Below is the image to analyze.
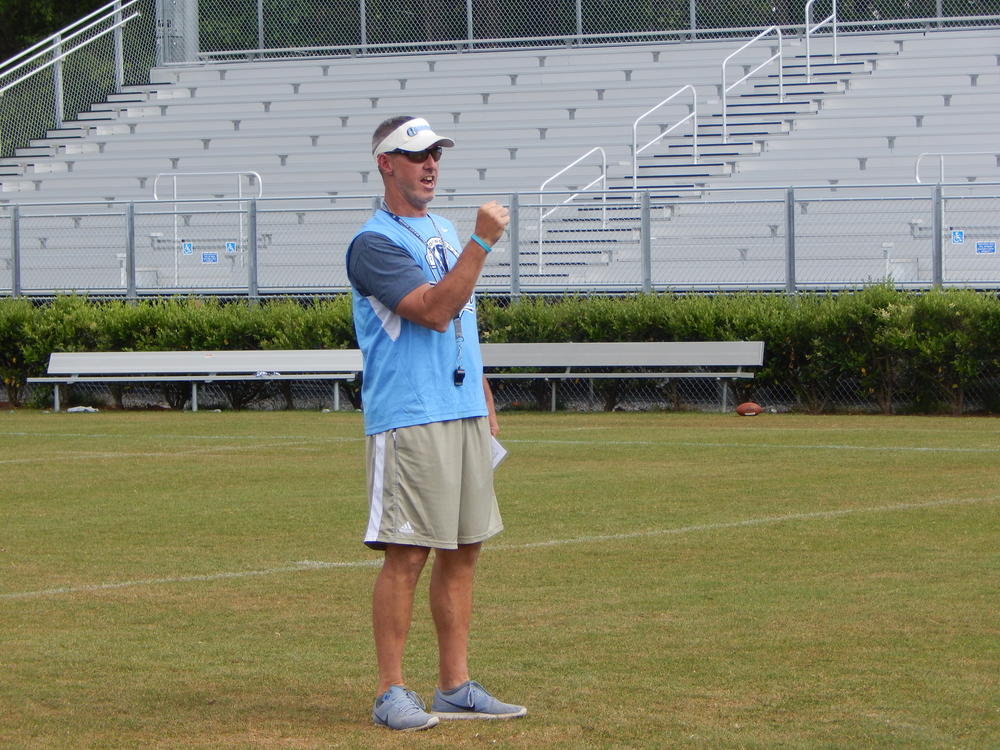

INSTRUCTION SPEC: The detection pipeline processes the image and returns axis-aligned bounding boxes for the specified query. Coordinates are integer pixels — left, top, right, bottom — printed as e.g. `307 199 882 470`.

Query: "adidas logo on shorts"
398 521 415 535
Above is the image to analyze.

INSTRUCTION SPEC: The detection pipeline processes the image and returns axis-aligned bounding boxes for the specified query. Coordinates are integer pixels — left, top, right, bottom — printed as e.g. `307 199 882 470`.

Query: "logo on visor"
406 124 431 137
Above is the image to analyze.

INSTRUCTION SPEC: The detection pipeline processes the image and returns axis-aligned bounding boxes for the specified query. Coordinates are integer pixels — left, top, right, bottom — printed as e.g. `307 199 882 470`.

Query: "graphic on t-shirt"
425 236 459 281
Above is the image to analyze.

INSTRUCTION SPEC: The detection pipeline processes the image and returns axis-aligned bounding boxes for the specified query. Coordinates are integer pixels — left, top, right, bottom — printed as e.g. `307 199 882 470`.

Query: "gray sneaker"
430 680 528 720
372 686 440 731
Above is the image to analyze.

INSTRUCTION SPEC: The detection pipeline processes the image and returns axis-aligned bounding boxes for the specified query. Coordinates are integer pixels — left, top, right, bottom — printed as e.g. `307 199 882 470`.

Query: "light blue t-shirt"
347 209 487 435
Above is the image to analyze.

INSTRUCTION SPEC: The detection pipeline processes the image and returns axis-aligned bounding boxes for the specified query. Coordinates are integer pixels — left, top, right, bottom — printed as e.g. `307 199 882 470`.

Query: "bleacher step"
781 60 873 73
75 112 116 122
633 162 733 178
725 99 819 114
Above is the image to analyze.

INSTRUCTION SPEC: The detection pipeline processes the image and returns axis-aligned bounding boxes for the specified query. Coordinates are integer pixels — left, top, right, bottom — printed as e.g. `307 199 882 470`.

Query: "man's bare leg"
373 544 431 695
429 542 481 690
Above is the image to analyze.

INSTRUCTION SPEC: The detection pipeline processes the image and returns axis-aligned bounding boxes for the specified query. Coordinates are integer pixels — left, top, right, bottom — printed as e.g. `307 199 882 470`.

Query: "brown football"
736 401 762 416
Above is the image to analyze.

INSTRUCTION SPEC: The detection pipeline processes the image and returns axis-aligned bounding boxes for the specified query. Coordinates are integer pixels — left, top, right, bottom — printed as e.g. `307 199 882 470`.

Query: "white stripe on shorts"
365 431 387 544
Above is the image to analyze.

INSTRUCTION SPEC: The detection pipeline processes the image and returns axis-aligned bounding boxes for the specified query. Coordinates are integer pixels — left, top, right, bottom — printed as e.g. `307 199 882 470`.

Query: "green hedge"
2 287 999 413
478 287 1000 414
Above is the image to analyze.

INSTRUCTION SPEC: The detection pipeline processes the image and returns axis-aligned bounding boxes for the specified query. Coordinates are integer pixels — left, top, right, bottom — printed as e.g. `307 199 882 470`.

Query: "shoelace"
380 688 427 718
399 689 428 714
459 681 486 709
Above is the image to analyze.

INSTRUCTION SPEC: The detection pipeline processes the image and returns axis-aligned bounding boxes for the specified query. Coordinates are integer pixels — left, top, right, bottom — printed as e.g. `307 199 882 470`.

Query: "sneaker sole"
373 715 440 731
431 708 527 720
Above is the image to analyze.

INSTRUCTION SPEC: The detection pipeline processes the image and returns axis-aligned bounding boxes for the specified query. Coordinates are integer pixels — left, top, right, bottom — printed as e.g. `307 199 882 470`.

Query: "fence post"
466 0 474 46
11 205 21 298
53 35 64 130
641 190 652 293
113 1 125 91
689 0 697 38
509 193 520 300
125 202 136 299
576 0 583 42
257 0 265 50
360 0 367 52
931 184 943 288
785 187 796 293
248 199 259 301
154 0 164 66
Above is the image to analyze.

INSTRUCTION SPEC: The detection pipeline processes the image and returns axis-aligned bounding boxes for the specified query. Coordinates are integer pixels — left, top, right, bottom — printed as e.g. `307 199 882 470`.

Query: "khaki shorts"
363 417 503 550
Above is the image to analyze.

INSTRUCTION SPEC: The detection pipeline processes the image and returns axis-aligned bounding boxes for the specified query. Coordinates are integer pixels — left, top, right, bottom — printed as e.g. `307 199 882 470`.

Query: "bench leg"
550 380 557 412
333 382 340 412
720 379 729 413
53 383 61 412
191 383 198 412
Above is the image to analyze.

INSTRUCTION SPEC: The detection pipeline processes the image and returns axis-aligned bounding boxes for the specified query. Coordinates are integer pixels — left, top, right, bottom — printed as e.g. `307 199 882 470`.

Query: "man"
346 115 527 732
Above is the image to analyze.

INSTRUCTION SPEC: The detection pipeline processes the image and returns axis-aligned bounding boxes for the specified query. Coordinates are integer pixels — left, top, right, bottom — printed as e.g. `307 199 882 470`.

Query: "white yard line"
0 440 326 465
3 431 997 466
504 438 1000 453
2 494 994 601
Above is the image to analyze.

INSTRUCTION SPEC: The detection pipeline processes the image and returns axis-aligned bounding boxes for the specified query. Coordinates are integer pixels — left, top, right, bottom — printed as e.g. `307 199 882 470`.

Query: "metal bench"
28 340 764 412
28 349 363 412
480 341 764 411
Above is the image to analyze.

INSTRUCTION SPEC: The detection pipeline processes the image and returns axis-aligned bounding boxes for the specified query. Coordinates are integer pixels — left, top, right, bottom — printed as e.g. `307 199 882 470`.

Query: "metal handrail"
805 0 838 83
721 26 783 144
153 171 264 201
0 11 140 98
915 151 1000 183
0 0 139 78
632 84 698 196
537 147 607 270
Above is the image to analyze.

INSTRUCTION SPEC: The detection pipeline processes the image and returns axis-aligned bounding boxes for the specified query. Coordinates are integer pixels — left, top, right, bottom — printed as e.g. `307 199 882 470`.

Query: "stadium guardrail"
4 181 1000 299
0 0 142 158
721 27 783 144
915 152 1000 184
805 0 839 82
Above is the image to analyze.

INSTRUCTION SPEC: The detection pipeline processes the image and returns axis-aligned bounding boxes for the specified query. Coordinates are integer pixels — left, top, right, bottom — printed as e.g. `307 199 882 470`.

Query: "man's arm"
483 376 498 437
395 201 508 332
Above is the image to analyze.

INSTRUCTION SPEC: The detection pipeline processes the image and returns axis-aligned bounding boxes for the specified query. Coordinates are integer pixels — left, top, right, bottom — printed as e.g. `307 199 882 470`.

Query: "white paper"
491 436 508 469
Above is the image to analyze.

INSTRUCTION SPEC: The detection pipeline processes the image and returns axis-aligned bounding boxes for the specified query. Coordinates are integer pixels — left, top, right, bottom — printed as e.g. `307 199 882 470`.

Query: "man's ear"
376 153 393 176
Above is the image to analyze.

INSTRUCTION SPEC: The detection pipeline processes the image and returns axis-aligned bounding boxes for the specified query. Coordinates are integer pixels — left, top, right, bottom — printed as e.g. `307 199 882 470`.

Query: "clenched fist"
473 201 510 248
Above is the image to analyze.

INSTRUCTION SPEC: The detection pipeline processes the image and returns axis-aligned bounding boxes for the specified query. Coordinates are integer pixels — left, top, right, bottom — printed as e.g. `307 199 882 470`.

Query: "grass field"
1 409 998 749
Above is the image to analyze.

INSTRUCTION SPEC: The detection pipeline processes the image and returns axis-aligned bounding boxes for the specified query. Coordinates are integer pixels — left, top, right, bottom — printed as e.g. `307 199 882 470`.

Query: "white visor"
372 117 455 157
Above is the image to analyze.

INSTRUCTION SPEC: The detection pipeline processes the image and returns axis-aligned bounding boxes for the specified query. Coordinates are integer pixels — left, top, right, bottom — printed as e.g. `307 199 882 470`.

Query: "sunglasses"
390 146 443 163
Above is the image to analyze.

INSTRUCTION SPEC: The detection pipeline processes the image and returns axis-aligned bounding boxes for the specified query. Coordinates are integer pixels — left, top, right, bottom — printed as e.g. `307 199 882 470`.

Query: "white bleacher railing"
632 84 698 197
805 0 838 82
915 152 1000 183
537 147 607 270
152 171 264 201
153 170 264 285
721 26 783 144
0 0 140 131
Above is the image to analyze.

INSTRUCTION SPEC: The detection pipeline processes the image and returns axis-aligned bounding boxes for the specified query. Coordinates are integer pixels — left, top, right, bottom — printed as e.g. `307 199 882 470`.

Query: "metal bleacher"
2 24 999 293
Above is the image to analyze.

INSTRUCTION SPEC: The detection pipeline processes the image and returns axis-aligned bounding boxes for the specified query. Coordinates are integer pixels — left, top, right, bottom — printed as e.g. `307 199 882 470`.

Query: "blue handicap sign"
951 230 965 244
181 241 194 255
975 241 997 255
225 241 238 255
201 252 219 264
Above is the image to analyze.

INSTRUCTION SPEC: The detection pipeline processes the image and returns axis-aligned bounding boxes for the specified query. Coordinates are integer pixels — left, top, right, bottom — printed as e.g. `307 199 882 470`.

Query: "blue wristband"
470 234 493 254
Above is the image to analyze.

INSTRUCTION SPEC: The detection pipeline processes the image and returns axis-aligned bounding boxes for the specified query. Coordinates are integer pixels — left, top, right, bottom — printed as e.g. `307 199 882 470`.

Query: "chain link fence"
3 183 1000 295
196 0 1000 57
